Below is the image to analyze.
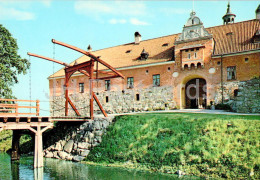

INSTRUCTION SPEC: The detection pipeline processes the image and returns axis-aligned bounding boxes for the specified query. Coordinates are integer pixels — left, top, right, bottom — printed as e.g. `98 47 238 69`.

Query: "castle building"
49 4 260 115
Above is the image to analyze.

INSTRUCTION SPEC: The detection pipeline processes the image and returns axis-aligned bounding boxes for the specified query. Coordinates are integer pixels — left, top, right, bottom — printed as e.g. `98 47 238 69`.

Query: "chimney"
134 31 141 44
87 44 92 52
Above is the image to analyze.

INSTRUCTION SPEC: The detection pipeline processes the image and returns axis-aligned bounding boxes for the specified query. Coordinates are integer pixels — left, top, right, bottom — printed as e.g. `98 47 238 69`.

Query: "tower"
256 4 260 19
223 2 236 25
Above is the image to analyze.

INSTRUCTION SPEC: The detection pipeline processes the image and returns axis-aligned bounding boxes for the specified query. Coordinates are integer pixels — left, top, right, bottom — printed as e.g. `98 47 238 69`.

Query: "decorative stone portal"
185 78 207 109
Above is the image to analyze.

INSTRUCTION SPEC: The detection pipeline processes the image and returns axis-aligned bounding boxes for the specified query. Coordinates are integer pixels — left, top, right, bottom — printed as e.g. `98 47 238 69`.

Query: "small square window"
79 83 84 93
191 48 194 51
245 58 249 62
196 47 199 51
217 61 221 65
185 49 189 52
146 70 149 74
105 80 110 91
153 74 160 86
168 67 171 71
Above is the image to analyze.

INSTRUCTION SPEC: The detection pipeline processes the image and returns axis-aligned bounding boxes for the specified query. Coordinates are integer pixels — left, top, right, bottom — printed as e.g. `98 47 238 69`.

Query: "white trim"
48 61 175 80
212 49 260 58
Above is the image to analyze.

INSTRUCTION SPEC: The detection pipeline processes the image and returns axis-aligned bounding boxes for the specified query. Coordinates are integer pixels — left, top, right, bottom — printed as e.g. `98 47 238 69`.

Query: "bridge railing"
0 99 40 116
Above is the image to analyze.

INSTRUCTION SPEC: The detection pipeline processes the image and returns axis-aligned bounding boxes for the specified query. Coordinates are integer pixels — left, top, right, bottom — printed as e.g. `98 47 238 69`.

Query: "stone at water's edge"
43 117 114 162
73 155 85 162
64 140 74 153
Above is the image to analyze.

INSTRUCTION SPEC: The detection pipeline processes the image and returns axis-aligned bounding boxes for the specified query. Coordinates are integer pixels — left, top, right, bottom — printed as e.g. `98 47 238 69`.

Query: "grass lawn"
86 113 260 179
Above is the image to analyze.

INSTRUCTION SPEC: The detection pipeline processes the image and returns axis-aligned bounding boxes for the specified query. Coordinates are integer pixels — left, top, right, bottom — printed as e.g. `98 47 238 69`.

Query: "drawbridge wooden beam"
52 39 125 79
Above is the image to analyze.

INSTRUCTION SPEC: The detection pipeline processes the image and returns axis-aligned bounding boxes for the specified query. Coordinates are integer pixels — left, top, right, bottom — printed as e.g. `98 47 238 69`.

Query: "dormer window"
125 50 131 53
140 48 149 60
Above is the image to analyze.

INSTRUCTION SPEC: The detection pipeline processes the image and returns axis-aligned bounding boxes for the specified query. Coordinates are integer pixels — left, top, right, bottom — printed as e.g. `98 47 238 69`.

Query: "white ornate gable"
176 11 212 44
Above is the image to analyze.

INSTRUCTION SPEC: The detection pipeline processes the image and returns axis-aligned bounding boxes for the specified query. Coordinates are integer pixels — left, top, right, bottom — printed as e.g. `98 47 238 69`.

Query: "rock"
64 140 74 153
177 170 186 176
58 151 68 160
81 150 90 157
94 131 103 136
78 142 90 149
73 155 85 162
66 155 73 161
54 142 62 151
45 151 53 158
94 121 101 130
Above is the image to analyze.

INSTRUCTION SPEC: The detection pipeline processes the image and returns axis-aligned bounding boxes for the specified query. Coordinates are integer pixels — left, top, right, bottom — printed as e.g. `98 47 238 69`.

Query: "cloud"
160 8 190 15
130 18 149 26
74 1 147 16
109 18 127 24
40 0 52 7
0 6 35 20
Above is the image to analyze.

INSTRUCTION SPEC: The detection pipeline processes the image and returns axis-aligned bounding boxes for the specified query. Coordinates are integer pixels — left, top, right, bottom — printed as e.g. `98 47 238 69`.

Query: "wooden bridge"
0 99 91 168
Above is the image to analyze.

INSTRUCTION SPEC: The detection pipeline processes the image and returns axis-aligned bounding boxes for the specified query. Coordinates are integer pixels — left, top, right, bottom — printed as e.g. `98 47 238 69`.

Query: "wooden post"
15 103 18 116
65 74 69 116
34 128 38 168
36 100 40 116
11 130 21 161
89 59 94 119
37 126 43 167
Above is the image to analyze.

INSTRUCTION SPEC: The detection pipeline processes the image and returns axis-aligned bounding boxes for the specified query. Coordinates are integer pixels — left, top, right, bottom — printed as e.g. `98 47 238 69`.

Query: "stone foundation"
51 86 176 116
43 117 114 162
235 78 260 113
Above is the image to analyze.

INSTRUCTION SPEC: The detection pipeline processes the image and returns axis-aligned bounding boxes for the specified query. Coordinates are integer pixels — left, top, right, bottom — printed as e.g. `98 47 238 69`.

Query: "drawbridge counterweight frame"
28 39 124 119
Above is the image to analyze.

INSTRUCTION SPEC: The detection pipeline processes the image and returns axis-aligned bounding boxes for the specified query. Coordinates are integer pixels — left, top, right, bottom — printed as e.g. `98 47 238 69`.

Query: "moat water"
0 153 201 180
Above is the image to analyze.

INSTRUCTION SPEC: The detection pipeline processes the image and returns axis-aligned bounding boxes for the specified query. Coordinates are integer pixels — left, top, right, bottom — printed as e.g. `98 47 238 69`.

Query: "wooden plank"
17 106 37 109
67 97 81 116
93 92 108 117
0 99 37 102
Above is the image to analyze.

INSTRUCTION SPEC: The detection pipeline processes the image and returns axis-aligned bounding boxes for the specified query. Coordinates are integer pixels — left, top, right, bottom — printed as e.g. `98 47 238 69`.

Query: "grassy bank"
86 113 260 179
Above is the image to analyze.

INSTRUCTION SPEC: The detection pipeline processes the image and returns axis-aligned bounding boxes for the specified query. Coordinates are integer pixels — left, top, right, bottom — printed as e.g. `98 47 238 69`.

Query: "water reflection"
0 153 200 180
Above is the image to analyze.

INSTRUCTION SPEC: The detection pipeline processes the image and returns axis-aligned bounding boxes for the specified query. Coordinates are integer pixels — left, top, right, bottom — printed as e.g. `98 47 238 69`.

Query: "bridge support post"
11 130 21 161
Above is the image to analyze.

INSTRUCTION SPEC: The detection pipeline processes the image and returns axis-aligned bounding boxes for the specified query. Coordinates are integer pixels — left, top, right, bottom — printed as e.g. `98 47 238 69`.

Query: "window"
162 43 169 47
79 83 84 93
168 67 171 71
185 49 189 52
194 52 197 58
153 74 160 86
125 50 131 53
217 61 221 65
234 89 238 97
227 66 236 80
127 77 134 89
106 96 109 103
136 94 140 101
245 58 249 62
146 70 149 74
105 80 110 91
188 53 191 59
196 47 199 51
191 48 194 51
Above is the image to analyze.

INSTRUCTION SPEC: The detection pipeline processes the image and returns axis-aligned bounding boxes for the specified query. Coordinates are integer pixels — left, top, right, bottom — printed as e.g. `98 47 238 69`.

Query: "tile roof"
50 19 260 78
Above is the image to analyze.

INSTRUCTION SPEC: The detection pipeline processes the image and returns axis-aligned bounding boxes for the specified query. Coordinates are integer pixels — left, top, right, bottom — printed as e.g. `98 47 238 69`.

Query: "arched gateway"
184 78 207 109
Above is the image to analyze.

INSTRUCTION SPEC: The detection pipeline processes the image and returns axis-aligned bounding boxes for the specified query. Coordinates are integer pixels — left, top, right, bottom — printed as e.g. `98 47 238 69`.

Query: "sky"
0 0 259 116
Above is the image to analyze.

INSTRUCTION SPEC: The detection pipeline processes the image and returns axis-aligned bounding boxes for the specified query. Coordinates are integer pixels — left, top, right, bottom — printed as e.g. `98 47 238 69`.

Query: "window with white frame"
105 80 111 91
127 77 134 89
153 74 160 86
227 66 236 80
79 83 84 93
188 53 191 59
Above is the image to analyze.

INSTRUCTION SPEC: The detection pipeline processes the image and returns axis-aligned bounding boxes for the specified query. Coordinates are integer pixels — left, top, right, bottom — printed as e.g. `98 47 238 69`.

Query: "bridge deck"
0 116 91 124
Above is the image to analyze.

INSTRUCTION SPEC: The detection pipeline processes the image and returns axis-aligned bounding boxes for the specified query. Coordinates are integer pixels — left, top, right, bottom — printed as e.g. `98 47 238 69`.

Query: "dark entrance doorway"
185 78 207 109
